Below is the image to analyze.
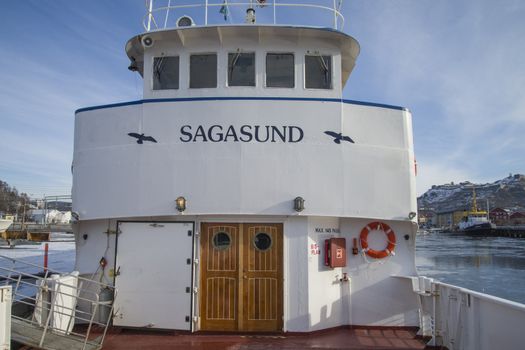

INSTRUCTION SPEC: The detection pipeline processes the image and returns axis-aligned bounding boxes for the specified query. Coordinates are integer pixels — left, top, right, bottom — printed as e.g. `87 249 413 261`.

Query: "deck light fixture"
408 212 417 220
245 8 256 24
176 196 187 213
294 196 305 212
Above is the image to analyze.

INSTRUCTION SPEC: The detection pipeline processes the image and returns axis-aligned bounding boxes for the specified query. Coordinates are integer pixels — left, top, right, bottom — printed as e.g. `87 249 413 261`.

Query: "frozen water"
416 232 525 304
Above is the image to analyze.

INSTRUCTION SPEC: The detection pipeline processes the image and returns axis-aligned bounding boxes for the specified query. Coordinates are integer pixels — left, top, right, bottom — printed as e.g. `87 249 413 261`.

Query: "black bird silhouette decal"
324 131 355 144
128 132 157 144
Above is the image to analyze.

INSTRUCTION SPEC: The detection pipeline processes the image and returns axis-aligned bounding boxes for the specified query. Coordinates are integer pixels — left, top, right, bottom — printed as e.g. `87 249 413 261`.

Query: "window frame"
304 54 333 90
264 52 296 89
189 52 218 89
227 51 256 88
152 55 180 91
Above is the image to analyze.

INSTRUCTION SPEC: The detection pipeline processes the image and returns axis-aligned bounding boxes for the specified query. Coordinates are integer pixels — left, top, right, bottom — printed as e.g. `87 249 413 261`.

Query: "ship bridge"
73 0 414 221
125 0 359 100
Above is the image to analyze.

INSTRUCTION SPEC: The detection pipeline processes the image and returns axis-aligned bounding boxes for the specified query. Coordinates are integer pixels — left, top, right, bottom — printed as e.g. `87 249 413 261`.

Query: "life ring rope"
359 221 396 259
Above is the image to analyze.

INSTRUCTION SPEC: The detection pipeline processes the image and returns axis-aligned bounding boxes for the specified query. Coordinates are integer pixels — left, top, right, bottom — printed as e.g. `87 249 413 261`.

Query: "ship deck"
97 327 433 350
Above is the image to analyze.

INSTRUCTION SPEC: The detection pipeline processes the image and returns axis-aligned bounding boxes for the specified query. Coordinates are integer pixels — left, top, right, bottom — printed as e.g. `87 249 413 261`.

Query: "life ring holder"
359 221 396 259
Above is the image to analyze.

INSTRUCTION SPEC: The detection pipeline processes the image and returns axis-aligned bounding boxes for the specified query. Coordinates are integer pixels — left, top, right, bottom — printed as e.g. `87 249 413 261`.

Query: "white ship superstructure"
67 1 524 348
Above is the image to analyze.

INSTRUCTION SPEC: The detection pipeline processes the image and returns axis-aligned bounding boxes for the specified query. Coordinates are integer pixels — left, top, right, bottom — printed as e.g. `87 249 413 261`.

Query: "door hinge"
185 316 190 322
186 287 191 293
188 230 192 236
186 258 191 265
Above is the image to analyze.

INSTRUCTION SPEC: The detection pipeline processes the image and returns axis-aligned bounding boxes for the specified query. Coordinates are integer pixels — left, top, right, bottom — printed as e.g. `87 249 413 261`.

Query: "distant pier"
457 226 525 238
491 226 525 238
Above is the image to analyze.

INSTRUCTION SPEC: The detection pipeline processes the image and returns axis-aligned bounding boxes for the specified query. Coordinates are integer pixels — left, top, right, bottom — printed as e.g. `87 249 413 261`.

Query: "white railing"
0 255 115 350
144 0 345 31
0 286 11 350
399 275 525 350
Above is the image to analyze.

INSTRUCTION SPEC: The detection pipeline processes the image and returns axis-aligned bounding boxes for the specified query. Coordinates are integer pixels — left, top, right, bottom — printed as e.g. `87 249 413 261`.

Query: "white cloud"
416 160 470 196
347 0 525 193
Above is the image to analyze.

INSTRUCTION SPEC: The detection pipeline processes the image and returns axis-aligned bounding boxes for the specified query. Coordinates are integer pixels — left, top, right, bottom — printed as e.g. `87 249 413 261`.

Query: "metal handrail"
0 255 115 350
143 0 345 31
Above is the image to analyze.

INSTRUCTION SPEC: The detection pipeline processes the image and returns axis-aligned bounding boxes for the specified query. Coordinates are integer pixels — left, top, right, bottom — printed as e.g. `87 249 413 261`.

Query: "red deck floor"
100 327 432 350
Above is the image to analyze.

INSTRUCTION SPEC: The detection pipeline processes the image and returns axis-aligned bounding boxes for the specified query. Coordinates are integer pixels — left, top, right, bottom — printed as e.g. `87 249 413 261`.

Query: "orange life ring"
359 221 396 259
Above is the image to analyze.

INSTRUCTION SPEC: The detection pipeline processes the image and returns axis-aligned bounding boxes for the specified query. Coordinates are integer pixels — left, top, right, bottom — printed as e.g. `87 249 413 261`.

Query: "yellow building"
435 210 469 229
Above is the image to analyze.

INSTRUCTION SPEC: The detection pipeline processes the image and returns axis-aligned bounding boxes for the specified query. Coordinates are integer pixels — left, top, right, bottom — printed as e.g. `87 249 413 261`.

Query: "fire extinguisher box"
324 238 347 268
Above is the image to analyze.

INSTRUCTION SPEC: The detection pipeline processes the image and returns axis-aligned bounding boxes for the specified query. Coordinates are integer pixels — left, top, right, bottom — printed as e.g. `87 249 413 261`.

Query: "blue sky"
0 0 524 198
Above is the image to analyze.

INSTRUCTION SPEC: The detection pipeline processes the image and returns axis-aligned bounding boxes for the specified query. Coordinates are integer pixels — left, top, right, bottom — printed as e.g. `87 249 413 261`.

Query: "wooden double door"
200 223 283 332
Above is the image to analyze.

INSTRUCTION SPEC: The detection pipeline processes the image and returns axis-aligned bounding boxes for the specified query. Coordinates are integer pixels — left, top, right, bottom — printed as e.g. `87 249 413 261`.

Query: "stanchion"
44 243 49 272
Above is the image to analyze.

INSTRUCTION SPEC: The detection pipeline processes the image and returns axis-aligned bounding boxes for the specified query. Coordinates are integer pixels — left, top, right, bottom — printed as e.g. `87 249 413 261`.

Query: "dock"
491 226 525 238
457 226 525 238
1 223 72 247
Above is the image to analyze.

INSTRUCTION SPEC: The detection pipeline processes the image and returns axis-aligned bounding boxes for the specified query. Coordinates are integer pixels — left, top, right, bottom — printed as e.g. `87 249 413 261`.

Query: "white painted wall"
283 216 310 331
74 220 117 279
340 218 419 326
75 215 419 332
73 101 415 221
142 33 343 100
306 217 346 331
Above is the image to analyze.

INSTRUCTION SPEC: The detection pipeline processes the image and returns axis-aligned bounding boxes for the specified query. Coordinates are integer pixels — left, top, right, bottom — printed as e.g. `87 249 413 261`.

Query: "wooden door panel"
200 223 239 331
243 224 283 331
247 277 278 320
205 277 236 320
200 223 283 332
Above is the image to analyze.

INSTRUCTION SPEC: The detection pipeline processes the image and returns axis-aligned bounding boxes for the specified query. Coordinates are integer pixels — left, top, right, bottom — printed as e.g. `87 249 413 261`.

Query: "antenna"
147 0 154 32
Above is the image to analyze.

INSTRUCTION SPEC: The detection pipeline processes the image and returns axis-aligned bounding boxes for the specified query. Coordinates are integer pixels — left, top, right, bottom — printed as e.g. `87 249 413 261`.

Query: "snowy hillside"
418 174 525 213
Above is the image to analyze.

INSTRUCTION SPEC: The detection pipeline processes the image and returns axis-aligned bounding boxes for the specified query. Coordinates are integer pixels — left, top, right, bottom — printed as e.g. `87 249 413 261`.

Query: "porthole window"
253 232 272 251
212 232 231 250
266 53 294 88
190 53 217 88
228 52 255 86
305 55 332 89
153 56 179 90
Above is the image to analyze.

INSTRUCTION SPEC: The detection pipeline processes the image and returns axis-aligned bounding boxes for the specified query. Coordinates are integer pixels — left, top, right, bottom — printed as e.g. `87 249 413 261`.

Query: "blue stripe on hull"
75 97 408 114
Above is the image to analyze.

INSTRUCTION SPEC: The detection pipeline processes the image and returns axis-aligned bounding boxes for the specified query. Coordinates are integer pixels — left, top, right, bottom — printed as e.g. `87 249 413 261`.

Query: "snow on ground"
0 232 75 274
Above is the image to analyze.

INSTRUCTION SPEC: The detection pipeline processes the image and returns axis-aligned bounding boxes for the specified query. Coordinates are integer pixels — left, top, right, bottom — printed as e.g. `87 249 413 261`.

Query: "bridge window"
266 53 294 88
228 52 255 86
190 53 217 88
305 55 332 89
153 56 179 90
